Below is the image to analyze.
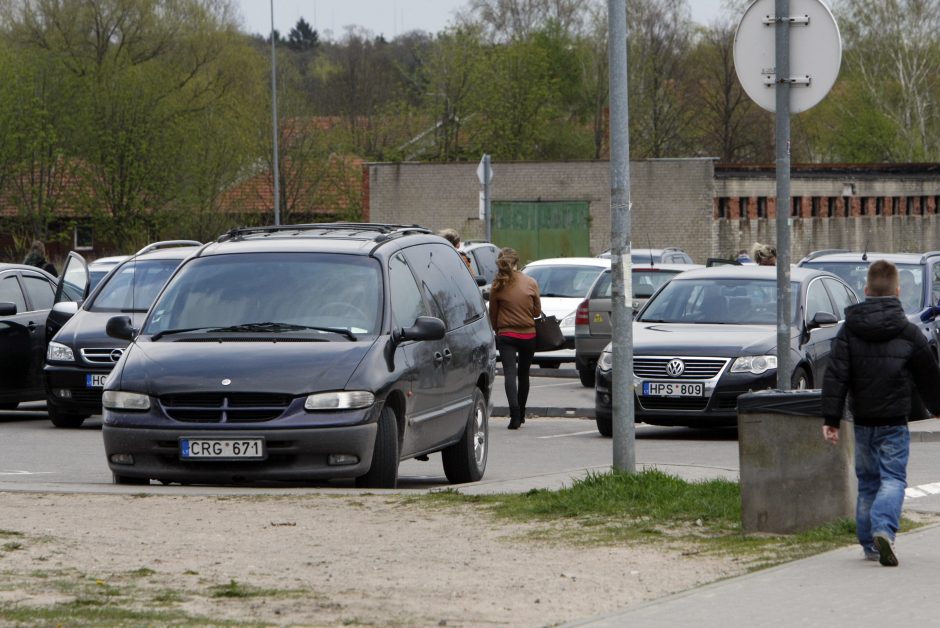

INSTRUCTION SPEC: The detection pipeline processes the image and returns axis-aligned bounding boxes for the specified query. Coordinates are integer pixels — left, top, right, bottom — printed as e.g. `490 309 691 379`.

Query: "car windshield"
143 253 383 337
638 278 799 324
90 259 182 312
801 261 923 313
524 265 605 298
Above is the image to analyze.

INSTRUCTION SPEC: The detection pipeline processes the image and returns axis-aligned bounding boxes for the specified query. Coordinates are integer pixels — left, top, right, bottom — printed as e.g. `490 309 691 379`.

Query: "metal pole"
775 0 792 389
270 0 281 226
608 0 635 472
484 154 492 242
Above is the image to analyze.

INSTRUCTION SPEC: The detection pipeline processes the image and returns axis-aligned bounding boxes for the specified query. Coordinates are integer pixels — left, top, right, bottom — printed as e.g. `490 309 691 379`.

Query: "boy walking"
822 260 940 566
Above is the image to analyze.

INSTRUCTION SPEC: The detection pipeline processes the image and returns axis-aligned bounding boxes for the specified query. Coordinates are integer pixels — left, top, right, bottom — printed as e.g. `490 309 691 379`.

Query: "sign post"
477 155 493 242
734 0 841 389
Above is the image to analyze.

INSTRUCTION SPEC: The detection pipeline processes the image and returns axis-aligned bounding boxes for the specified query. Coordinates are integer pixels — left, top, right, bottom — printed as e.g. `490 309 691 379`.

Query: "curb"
492 405 595 419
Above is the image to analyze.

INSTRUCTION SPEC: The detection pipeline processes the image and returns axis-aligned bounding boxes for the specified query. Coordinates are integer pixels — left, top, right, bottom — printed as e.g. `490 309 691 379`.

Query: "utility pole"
270 0 281 226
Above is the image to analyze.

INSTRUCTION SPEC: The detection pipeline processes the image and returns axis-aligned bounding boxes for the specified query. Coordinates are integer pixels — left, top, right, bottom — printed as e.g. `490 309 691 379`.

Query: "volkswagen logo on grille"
221 379 232 386
665 359 685 377
109 349 124 362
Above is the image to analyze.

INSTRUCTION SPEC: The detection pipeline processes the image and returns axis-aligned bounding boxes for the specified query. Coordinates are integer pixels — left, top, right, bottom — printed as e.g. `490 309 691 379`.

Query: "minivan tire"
578 366 596 388
596 415 612 437
49 405 88 428
356 405 399 489
442 388 488 484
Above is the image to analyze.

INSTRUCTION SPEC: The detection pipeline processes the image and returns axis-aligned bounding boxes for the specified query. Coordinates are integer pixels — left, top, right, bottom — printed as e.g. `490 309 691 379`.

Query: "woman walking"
488 248 541 429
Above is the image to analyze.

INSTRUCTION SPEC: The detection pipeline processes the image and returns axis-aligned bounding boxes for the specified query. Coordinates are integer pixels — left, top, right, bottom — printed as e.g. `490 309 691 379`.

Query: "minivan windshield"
143 253 383 337
638 278 799 325
90 259 182 313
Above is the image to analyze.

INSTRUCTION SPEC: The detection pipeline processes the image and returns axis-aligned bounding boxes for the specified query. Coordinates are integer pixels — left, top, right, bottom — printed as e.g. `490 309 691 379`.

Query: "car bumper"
102 423 379 483
575 333 609 371
45 364 113 414
594 368 777 427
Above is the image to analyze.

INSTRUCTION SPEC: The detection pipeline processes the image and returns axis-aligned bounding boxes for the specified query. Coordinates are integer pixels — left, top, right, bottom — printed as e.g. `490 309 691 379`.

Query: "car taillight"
575 299 590 327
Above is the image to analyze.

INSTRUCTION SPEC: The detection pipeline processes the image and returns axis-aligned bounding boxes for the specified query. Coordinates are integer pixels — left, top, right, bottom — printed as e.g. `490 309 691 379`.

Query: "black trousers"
497 335 536 413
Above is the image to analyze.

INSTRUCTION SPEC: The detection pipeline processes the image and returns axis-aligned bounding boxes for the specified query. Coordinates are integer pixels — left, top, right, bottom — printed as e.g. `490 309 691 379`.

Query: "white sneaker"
873 532 899 567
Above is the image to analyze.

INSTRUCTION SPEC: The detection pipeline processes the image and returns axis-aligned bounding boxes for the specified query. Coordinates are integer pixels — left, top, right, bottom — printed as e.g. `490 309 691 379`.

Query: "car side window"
823 278 856 319
388 253 428 329
0 276 27 312
475 246 498 283
932 264 940 306
21 274 55 311
403 243 484 330
806 279 836 321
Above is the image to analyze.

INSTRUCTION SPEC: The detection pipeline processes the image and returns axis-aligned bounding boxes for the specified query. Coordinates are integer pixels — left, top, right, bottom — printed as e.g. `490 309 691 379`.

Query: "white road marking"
537 430 598 439
905 482 940 499
0 470 55 476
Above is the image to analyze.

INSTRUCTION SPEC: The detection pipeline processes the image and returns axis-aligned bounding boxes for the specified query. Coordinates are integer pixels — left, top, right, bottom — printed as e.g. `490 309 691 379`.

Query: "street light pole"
270 0 281 226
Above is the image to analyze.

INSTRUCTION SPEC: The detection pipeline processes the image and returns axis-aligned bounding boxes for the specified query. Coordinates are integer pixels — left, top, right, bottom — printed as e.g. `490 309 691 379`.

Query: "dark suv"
44 242 202 427
798 250 940 359
101 224 497 488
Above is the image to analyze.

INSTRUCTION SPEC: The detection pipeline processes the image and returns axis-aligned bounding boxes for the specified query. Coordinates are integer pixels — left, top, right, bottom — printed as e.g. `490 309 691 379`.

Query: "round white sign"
733 0 842 113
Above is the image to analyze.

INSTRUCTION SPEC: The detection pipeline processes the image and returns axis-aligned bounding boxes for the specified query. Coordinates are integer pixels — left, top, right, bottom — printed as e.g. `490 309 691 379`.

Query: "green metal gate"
492 201 590 264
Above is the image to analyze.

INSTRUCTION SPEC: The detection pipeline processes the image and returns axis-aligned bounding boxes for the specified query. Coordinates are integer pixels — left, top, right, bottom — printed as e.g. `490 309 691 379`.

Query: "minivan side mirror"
0 302 16 316
399 316 446 342
106 315 137 341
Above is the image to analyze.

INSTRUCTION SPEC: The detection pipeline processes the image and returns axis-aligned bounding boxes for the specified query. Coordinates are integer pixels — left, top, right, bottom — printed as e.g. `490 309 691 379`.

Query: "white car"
521 257 611 367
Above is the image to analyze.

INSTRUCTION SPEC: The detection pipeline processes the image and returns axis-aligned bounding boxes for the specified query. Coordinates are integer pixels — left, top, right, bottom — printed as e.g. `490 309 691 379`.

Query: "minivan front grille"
633 357 728 380
159 393 292 423
81 348 124 364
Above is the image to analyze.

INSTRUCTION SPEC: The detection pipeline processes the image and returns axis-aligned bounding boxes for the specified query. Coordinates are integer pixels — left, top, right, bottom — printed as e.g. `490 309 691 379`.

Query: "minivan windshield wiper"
150 327 216 341
208 322 357 341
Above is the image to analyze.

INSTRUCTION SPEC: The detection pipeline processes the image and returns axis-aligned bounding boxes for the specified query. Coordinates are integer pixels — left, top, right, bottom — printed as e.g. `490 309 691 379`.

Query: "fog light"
55 389 72 399
328 454 359 466
110 454 134 465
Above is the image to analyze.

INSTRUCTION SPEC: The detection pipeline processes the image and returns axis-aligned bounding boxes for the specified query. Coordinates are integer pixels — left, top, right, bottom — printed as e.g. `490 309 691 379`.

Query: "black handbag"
534 315 565 352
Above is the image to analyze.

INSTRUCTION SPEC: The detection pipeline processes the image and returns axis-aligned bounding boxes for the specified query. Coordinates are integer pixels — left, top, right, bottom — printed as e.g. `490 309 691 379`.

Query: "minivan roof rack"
133 240 203 256
800 248 849 262
218 223 432 242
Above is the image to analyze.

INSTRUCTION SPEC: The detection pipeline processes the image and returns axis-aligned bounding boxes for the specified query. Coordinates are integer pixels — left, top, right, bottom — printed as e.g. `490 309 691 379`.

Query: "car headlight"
101 390 151 411
47 342 75 362
304 391 375 410
730 355 778 375
598 349 613 371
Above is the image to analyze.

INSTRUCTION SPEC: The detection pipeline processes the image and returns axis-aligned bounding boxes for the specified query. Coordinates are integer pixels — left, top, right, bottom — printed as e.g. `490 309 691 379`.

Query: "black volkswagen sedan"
594 265 857 433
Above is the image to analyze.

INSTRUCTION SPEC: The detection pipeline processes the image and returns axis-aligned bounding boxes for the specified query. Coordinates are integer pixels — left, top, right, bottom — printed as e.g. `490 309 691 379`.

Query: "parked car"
594 265 857 434
574 263 703 387
44 242 202 427
798 250 940 358
459 241 500 286
0 264 58 410
597 247 694 265
521 257 611 367
100 223 496 488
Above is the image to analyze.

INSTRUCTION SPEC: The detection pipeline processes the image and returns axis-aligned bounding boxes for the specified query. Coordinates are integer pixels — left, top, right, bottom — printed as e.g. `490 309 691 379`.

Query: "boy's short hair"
866 259 899 297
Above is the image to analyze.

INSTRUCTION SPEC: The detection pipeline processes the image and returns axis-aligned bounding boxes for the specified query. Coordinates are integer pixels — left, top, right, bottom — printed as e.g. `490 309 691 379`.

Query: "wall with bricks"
366 159 717 263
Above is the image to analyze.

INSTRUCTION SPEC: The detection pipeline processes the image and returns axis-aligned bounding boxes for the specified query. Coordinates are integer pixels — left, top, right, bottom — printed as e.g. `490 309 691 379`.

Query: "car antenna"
862 240 869 262
646 235 655 266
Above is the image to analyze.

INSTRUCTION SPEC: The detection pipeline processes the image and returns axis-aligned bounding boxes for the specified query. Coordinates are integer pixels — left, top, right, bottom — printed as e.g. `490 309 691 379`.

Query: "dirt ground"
0 491 751 627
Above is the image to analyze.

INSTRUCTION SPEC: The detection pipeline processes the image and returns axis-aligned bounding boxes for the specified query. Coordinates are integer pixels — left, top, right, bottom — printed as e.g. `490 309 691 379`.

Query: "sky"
235 0 729 40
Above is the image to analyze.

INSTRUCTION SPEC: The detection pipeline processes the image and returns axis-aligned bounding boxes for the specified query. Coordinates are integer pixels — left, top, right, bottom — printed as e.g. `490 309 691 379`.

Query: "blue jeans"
854 424 910 550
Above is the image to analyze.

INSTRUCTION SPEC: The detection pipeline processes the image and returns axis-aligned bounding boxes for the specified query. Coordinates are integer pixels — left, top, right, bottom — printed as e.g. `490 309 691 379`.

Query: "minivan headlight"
598 349 613 372
47 342 75 362
304 391 375 410
101 390 151 411
730 355 777 375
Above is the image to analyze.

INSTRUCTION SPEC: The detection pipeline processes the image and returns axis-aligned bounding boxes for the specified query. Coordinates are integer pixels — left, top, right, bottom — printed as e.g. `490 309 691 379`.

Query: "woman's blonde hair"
491 247 520 292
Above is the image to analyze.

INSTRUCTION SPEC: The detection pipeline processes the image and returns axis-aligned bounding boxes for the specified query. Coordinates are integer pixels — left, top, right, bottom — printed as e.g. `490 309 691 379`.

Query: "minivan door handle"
442 348 453 363
434 351 445 366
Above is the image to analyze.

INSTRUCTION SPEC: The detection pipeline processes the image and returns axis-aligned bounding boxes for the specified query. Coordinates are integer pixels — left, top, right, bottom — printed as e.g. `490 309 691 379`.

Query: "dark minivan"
101 224 497 488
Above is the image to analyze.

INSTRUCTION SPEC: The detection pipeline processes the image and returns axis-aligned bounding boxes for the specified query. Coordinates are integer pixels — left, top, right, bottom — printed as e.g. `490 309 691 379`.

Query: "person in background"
438 228 474 274
822 260 940 567
488 247 541 430
750 242 777 266
22 240 57 275
735 249 755 264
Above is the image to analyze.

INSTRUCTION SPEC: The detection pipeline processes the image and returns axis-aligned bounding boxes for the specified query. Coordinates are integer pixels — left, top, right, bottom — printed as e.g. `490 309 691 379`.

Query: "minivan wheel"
112 472 149 485
355 406 399 489
791 366 810 390
48 405 89 428
596 415 612 437
578 366 596 388
442 388 488 484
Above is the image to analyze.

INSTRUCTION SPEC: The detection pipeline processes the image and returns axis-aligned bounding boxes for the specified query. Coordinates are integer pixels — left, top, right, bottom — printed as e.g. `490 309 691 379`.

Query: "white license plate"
86 373 108 388
179 438 266 460
642 381 704 397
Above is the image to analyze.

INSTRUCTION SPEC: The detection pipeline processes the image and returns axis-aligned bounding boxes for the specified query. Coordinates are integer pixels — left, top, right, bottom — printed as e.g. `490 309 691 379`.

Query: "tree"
287 18 318 52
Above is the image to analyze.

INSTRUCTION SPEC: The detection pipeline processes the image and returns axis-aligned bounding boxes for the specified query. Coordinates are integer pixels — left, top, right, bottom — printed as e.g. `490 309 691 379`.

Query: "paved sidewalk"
569 521 940 627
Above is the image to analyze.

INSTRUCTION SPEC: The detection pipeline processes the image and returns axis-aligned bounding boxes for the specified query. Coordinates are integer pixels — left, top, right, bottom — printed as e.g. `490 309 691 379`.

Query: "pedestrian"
822 259 940 567
735 249 755 264
749 242 776 266
488 247 541 430
21 240 57 275
438 228 474 274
